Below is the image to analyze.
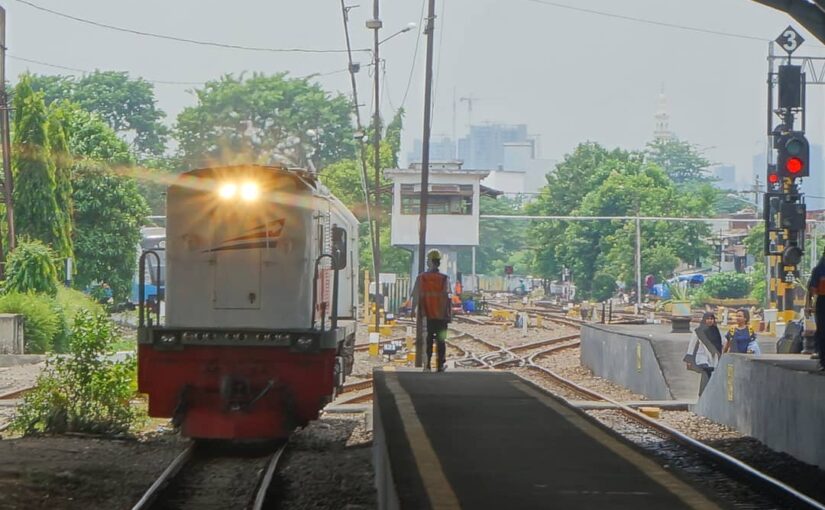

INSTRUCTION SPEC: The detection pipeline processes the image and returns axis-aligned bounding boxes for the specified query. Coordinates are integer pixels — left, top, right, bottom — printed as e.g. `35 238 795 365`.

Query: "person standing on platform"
805 248 825 370
724 309 761 355
684 312 724 396
411 250 451 372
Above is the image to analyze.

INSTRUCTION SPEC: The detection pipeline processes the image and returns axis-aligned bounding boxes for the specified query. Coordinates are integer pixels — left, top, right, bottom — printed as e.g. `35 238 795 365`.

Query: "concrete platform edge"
581 323 676 400
694 354 825 470
373 387 401 510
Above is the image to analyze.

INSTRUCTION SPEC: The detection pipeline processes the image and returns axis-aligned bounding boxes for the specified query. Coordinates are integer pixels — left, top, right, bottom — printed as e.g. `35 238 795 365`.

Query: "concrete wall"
581 324 674 400
0 314 24 354
695 354 825 469
373 394 400 510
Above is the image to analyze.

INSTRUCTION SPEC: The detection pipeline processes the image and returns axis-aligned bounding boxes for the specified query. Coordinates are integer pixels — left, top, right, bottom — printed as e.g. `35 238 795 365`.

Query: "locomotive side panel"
328 195 359 319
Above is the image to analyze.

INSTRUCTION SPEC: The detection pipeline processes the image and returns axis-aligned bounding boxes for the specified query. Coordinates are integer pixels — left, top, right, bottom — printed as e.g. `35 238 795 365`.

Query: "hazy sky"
5 0 824 190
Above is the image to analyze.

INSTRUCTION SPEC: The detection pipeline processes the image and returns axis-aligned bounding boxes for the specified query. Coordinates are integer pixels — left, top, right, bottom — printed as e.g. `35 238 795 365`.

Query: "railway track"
131 441 287 510
518 349 825 510
0 384 35 433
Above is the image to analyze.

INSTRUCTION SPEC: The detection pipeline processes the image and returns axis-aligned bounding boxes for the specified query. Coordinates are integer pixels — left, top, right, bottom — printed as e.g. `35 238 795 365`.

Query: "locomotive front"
137 165 358 439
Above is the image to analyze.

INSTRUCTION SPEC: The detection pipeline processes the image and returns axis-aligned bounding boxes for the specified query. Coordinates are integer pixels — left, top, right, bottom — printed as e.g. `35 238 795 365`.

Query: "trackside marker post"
369 332 380 358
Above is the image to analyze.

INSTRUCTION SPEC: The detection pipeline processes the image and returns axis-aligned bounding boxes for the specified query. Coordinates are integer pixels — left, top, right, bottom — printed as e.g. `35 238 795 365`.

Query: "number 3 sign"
776 26 804 55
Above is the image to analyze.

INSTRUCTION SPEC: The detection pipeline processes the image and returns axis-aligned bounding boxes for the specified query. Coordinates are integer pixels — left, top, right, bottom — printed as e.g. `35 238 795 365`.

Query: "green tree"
58 105 148 300
27 72 169 159
4 240 59 296
528 143 713 297
458 195 529 275
645 137 711 186
12 75 64 250
175 73 354 170
527 142 635 280
47 103 74 260
73 71 169 158
72 163 149 300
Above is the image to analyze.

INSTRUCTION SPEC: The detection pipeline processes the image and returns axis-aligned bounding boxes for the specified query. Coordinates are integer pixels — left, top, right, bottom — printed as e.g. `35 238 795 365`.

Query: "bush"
0 292 63 353
590 272 617 302
701 272 751 299
56 287 104 323
12 311 142 435
4 240 59 296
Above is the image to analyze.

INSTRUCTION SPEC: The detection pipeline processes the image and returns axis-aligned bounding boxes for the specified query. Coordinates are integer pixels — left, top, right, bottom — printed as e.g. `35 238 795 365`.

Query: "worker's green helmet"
427 250 441 263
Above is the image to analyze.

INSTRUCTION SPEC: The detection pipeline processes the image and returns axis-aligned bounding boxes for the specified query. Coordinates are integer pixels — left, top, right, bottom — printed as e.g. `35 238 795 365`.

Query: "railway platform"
581 323 776 400
696 354 825 470
373 367 721 510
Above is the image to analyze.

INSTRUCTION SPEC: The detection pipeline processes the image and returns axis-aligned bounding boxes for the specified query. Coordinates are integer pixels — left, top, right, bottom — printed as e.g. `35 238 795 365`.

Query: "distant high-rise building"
653 87 673 142
406 136 455 167
408 123 553 196
457 123 530 169
709 164 737 190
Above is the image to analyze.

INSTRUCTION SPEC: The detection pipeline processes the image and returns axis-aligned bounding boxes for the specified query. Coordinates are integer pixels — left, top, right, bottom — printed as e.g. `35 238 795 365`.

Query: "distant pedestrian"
724 309 761 354
805 247 825 370
684 312 724 396
411 250 451 372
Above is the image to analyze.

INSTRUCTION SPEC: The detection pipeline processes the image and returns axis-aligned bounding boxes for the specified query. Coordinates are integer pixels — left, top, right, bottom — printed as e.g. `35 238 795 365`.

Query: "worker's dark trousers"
816 299 825 369
426 318 448 369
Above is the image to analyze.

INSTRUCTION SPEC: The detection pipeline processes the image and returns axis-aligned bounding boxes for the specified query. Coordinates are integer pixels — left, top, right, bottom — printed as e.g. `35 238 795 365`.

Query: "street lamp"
379 22 417 45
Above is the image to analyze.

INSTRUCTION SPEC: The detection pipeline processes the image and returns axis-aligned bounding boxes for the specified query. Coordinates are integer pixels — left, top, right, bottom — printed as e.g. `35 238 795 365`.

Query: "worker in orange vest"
411 250 451 372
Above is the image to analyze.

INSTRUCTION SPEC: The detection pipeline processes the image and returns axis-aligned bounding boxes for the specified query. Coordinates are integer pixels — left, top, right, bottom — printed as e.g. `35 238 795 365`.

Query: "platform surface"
373 368 721 509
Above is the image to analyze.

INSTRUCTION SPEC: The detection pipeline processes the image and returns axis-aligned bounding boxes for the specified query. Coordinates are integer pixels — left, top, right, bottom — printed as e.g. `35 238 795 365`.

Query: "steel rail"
521 357 825 510
131 443 196 510
252 443 288 510
340 378 373 394
0 385 34 400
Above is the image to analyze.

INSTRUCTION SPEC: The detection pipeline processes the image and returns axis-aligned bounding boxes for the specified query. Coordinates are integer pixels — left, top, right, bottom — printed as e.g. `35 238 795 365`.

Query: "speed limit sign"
776 26 804 55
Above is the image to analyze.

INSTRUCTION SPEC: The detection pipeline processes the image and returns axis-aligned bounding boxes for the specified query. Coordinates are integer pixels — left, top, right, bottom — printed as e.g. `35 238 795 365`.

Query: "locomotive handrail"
311 253 340 331
138 250 163 328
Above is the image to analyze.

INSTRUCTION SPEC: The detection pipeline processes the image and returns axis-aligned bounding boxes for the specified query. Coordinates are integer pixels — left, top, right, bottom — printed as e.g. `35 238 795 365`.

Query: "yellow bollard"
536 315 543 328
406 326 415 363
369 332 379 358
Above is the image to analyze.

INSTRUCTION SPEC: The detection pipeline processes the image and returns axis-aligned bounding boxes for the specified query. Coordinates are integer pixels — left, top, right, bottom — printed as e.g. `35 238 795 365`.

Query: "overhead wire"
400 0 427 110
9 52 353 87
8 53 206 85
12 0 369 54
430 0 447 123
519 0 784 43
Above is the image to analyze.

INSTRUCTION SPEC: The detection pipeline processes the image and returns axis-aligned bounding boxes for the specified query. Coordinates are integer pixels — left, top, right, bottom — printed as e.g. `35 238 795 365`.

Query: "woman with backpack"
685 312 724 396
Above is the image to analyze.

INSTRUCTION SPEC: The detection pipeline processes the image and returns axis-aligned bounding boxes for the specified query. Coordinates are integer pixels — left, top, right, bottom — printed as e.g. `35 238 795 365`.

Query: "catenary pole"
0 6 12 277
340 1 378 323
370 0 382 334
415 0 436 366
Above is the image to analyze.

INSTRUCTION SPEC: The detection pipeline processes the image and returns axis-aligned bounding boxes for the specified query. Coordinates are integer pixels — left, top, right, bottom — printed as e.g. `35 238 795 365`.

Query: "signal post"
765 27 810 323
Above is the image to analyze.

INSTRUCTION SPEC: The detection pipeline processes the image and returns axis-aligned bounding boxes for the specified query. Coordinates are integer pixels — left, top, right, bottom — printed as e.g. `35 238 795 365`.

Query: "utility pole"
415 0 437 366
340 1 379 322
367 1 382 334
635 215 642 314
0 6 13 276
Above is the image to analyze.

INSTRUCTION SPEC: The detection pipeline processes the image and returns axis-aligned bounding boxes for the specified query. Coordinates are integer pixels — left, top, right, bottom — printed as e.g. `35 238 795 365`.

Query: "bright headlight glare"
240 182 260 202
218 183 237 199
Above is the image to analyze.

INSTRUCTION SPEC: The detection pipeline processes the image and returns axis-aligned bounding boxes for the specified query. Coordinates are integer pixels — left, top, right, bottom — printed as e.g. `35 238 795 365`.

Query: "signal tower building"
386 161 497 287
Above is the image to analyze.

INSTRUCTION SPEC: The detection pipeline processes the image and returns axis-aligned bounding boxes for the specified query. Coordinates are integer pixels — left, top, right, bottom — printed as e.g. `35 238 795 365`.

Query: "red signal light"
768 173 779 184
786 157 804 174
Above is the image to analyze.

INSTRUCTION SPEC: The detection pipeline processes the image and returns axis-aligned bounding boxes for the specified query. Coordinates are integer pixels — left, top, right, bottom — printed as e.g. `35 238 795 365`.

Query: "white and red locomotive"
137 165 359 439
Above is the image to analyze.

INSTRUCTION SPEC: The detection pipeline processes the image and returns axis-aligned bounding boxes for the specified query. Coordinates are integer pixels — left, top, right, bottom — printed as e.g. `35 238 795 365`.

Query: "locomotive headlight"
294 336 315 352
240 181 260 202
218 182 237 199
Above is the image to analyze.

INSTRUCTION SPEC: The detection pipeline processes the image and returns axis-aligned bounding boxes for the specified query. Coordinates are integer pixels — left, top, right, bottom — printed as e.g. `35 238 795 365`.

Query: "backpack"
776 319 804 354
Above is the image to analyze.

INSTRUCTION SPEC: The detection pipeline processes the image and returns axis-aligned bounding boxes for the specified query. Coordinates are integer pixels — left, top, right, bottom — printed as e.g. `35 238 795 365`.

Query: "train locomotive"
137 164 359 439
